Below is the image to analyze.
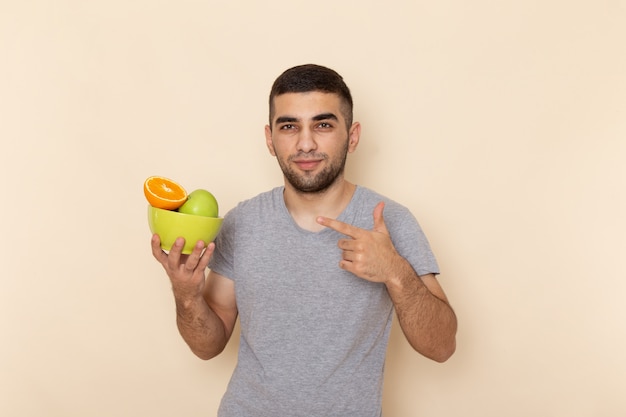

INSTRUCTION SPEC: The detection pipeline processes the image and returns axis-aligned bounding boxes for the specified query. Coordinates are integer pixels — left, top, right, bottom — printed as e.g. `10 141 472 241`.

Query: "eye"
317 122 332 129
279 124 295 130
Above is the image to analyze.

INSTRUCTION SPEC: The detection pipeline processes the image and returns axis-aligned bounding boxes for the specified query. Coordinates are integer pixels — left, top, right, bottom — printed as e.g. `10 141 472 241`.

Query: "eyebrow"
274 113 339 125
275 116 299 125
313 113 339 122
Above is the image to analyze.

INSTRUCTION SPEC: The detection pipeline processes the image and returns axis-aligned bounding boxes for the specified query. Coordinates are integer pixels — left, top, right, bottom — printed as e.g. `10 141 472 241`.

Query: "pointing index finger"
316 216 360 238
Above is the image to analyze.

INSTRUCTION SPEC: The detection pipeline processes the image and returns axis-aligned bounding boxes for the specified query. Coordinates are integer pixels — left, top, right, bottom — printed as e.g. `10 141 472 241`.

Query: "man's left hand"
317 201 400 283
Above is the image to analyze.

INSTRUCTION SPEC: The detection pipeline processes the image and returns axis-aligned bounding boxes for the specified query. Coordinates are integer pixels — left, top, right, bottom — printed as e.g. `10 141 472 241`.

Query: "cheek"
268 140 288 158
269 135 297 155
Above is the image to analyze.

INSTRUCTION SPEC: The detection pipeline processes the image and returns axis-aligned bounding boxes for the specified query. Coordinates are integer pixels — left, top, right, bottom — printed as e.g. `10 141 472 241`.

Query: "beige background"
1 1 625 416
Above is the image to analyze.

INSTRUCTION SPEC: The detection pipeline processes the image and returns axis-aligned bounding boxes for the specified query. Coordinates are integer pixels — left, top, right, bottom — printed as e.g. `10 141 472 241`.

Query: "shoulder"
355 186 413 219
211 187 284 253
354 186 425 241
224 187 284 219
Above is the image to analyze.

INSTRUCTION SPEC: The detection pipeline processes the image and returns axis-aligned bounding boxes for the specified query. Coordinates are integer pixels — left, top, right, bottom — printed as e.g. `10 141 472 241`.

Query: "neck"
283 177 356 232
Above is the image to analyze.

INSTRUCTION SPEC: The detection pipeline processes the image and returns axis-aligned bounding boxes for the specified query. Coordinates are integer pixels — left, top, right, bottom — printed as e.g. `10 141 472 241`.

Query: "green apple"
178 189 219 217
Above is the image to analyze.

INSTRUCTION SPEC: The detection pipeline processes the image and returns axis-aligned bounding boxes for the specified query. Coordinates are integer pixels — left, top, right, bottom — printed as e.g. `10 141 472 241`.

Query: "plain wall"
1 1 625 416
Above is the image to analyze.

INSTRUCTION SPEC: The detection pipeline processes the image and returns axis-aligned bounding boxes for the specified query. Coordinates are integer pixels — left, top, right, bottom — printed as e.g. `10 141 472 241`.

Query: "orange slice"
143 176 188 210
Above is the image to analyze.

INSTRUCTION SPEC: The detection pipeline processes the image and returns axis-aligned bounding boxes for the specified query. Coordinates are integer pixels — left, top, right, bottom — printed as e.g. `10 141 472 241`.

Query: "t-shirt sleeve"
386 203 440 277
208 206 237 279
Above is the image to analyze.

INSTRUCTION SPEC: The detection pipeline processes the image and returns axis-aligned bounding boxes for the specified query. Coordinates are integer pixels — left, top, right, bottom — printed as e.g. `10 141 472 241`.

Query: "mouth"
294 160 322 170
291 156 324 171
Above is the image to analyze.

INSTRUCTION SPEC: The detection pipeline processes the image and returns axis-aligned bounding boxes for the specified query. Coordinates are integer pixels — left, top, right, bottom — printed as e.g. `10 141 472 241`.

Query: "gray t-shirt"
208 186 439 417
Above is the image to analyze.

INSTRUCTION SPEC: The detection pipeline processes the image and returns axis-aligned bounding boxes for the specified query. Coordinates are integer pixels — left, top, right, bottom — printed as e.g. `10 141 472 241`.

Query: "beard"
276 141 349 194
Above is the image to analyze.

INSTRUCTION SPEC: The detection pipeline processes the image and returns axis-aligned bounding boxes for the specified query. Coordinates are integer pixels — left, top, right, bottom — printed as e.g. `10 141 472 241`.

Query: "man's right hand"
151 234 215 304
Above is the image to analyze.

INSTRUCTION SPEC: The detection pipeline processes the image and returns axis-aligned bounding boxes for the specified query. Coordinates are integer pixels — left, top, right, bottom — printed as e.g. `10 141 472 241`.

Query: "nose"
296 128 317 153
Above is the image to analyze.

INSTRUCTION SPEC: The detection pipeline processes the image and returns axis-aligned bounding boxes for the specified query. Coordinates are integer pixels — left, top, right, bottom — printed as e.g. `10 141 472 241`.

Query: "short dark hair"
268 64 354 129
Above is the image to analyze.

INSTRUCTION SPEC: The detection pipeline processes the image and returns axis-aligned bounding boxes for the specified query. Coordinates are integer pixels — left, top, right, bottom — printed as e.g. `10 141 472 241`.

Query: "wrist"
384 255 415 290
174 292 204 313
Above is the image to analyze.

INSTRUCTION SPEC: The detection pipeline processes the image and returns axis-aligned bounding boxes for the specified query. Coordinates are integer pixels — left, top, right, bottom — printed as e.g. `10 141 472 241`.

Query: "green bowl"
148 205 223 254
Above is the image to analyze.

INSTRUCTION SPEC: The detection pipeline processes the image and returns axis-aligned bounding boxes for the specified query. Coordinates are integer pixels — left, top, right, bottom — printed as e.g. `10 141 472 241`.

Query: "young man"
151 64 457 416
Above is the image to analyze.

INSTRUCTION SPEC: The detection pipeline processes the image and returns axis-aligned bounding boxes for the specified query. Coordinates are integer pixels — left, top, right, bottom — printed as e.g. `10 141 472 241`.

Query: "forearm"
175 295 229 360
386 259 457 362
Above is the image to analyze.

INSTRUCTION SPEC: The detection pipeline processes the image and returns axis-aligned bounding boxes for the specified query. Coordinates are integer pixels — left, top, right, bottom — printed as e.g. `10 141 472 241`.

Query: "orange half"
143 176 188 210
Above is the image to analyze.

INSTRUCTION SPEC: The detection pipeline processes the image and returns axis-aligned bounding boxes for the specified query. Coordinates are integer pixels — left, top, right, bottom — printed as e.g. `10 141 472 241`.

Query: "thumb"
372 201 388 234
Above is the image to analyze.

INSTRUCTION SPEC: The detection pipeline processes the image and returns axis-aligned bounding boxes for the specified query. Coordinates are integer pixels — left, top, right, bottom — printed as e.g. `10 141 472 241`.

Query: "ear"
347 122 361 153
265 125 276 156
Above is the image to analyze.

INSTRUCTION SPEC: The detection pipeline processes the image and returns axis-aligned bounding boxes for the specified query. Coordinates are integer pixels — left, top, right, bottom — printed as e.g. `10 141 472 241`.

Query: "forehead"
271 92 344 123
